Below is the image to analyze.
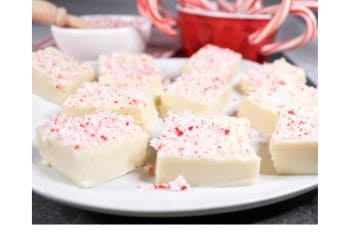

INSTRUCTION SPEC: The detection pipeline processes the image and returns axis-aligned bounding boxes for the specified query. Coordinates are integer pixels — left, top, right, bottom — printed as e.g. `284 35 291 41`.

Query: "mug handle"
254 5 318 56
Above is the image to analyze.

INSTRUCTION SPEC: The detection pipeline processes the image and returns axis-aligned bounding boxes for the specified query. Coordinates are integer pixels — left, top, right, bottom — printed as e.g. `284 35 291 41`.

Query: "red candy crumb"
175 127 184 137
288 110 295 115
224 129 230 135
181 185 187 191
154 184 168 190
74 145 80 150
100 135 108 141
188 126 193 131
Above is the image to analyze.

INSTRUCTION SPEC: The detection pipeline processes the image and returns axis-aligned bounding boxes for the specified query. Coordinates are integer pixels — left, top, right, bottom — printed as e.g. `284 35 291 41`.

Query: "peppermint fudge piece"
270 108 318 174
237 84 317 137
36 112 148 188
181 44 242 81
151 112 260 186
63 82 158 132
32 47 95 104
238 58 306 94
98 52 162 98
160 73 231 116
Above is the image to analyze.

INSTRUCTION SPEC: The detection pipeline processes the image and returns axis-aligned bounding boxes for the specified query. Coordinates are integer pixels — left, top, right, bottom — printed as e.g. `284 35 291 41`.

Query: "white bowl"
51 15 152 60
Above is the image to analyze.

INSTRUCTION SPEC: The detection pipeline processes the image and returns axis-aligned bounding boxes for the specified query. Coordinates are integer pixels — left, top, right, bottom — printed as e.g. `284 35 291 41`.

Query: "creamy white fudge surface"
238 84 317 137
36 112 148 188
160 73 231 116
238 58 306 94
181 44 242 81
62 82 158 132
270 108 318 174
32 47 95 104
151 112 260 186
98 52 162 98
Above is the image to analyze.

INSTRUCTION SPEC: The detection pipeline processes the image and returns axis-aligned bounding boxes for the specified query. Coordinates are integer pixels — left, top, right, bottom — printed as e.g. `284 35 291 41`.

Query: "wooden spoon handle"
32 0 89 28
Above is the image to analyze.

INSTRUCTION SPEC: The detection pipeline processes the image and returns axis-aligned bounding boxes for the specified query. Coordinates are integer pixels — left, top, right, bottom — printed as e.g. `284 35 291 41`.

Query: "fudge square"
98 52 162 98
237 84 317 137
32 47 95 104
160 72 231 116
181 44 242 81
151 112 260 186
238 58 306 94
270 108 318 174
36 112 148 188
63 82 158 132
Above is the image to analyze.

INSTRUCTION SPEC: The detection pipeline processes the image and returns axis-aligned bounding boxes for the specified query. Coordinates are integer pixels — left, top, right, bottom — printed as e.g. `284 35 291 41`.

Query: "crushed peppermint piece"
39 112 144 149
247 84 317 112
164 72 229 103
138 175 190 192
272 108 317 141
63 82 149 110
150 112 255 159
167 175 190 191
32 47 92 88
183 44 241 76
143 164 155 176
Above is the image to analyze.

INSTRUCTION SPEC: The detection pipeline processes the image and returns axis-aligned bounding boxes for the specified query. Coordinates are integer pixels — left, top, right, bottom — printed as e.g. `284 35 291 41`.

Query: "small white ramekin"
51 15 152 60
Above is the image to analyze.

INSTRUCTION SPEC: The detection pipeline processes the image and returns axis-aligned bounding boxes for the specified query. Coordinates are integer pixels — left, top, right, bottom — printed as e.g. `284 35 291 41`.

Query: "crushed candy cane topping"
150 112 255 158
84 15 148 29
242 58 305 91
63 82 148 110
272 107 318 141
138 175 190 191
247 84 317 111
39 112 144 149
99 52 160 82
163 73 229 103
32 47 91 88
184 44 241 74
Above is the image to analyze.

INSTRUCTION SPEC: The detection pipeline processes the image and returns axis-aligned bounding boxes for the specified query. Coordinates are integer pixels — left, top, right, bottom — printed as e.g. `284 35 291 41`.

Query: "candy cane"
137 0 176 35
260 5 317 55
178 0 215 10
217 0 234 12
255 0 318 40
236 0 258 13
247 0 263 13
249 0 292 44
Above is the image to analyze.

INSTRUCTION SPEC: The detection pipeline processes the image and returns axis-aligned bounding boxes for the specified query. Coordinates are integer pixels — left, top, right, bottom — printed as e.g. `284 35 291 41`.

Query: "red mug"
177 6 276 62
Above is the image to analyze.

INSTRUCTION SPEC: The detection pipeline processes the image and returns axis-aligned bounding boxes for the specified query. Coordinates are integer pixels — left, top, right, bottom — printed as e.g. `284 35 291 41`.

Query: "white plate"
32 58 317 217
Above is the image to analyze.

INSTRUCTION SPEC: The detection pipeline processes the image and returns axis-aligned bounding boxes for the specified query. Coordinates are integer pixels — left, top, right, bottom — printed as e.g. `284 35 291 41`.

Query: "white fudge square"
160 73 231 116
151 112 260 186
62 82 158 132
182 44 242 81
36 112 148 188
238 58 306 94
270 108 318 175
32 47 95 104
98 52 162 99
237 84 317 137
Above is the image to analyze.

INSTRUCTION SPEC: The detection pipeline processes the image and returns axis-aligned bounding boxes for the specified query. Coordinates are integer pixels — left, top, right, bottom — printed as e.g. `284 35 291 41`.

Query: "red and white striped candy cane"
178 0 215 11
236 0 259 13
137 0 177 35
259 5 317 55
249 0 292 44
217 0 234 12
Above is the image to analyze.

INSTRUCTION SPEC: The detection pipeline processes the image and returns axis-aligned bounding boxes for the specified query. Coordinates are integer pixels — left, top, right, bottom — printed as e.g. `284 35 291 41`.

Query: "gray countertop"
32 0 318 224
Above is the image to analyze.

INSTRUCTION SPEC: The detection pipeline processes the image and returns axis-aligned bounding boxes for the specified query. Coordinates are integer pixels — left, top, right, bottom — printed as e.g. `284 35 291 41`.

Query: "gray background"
32 0 318 224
